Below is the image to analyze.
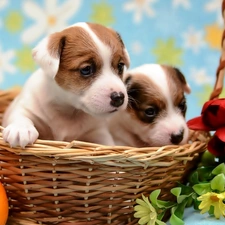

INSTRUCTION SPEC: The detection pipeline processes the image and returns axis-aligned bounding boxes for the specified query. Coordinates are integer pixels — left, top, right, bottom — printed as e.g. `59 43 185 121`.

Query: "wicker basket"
0 89 208 225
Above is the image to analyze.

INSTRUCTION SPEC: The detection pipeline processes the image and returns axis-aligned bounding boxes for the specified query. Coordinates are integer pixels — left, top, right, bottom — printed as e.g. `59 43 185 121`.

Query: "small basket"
0 89 208 225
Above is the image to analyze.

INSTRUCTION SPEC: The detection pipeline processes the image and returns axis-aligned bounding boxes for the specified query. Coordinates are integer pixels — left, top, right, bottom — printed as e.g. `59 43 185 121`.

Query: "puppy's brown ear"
124 74 132 89
174 68 191 94
32 32 65 78
124 75 139 106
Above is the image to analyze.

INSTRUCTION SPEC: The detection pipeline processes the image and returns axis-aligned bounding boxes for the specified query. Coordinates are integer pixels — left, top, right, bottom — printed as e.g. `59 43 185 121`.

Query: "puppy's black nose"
110 92 124 107
170 129 184 145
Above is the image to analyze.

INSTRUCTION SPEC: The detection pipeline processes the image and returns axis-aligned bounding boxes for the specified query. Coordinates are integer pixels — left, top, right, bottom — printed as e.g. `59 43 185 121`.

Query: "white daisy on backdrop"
172 0 191 9
182 27 206 54
0 0 8 28
205 0 223 26
190 68 213 86
0 0 8 9
0 46 16 85
21 0 82 44
131 41 143 55
123 0 157 24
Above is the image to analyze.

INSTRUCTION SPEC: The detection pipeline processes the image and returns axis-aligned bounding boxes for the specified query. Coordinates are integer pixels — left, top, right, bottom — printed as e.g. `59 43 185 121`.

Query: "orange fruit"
0 182 9 225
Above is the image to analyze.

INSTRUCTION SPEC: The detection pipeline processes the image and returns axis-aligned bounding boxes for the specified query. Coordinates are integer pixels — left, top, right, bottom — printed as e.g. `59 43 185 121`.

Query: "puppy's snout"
170 129 184 144
110 92 125 108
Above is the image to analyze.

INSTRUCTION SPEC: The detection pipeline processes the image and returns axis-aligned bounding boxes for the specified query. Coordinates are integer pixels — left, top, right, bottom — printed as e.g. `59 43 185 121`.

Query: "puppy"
108 64 191 147
3 22 130 148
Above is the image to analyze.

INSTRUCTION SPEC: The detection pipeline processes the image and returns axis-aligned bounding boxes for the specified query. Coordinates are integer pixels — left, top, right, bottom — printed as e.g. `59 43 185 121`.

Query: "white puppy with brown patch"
109 64 191 147
3 22 130 148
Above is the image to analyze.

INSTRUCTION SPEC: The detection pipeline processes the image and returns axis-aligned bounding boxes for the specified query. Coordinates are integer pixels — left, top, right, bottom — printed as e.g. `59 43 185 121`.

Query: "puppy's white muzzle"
80 74 128 116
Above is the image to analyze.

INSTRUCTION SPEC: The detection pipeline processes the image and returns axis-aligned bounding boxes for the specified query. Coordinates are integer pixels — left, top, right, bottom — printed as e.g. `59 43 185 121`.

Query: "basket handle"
210 0 225 100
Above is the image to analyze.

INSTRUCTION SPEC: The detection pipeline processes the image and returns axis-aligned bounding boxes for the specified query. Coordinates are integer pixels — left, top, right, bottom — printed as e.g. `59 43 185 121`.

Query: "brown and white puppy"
3 22 130 148
108 64 191 147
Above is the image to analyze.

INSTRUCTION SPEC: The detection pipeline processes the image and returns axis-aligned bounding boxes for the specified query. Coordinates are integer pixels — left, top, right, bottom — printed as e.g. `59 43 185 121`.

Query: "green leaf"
188 171 199 185
197 166 215 182
210 174 225 191
150 189 161 206
149 189 174 209
177 194 190 204
157 211 166 221
172 198 188 220
200 150 216 166
177 183 194 195
158 200 177 209
208 205 214 216
212 163 225 176
193 197 201 210
193 183 211 195
186 195 194 207
171 187 181 197
156 219 167 225
171 187 191 205
169 213 184 225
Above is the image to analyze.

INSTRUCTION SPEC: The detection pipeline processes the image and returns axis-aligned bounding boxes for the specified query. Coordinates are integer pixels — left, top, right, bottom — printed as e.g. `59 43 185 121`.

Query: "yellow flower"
205 24 223 50
134 195 166 225
197 192 225 219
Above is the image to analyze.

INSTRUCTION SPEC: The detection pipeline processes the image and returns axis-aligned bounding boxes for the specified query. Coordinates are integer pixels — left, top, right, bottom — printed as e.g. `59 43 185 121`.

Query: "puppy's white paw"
3 124 39 148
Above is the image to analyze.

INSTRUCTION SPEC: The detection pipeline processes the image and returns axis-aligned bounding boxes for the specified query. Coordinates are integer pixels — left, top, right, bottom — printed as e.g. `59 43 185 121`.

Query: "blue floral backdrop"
0 0 223 120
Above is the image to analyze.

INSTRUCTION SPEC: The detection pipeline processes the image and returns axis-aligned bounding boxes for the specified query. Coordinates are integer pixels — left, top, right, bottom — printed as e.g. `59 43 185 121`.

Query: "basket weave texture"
0 89 208 225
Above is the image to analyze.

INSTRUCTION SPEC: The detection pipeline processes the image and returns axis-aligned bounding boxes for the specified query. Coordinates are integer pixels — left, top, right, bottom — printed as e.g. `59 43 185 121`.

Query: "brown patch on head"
162 65 190 93
87 23 130 73
161 65 188 116
48 26 102 93
47 23 129 93
126 73 167 124
48 32 66 58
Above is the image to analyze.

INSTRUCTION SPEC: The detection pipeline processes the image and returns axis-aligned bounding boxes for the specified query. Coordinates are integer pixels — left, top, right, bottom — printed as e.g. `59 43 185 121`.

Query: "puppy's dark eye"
178 100 187 112
80 65 95 77
145 106 157 117
118 63 125 75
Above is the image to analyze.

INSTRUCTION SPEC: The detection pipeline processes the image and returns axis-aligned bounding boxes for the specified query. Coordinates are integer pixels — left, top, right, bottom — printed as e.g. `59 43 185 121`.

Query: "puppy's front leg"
3 116 39 148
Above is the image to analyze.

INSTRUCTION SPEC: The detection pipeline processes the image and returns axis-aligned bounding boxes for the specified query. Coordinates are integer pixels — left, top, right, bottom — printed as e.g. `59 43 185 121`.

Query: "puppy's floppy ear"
124 74 139 101
32 32 65 78
124 74 132 89
174 68 191 94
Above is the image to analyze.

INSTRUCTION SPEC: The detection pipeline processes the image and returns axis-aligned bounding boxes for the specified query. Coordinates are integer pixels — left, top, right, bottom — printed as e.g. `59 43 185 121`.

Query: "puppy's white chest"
50 112 90 142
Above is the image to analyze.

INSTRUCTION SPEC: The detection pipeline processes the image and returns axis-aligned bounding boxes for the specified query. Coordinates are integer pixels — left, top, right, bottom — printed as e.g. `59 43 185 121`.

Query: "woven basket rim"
0 125 207 168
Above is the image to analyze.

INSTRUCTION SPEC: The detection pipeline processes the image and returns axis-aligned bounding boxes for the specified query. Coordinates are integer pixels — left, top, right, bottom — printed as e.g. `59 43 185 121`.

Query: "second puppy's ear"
174 68 191 94
32 32 65 78
124 74 132 89
124 75 139 102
